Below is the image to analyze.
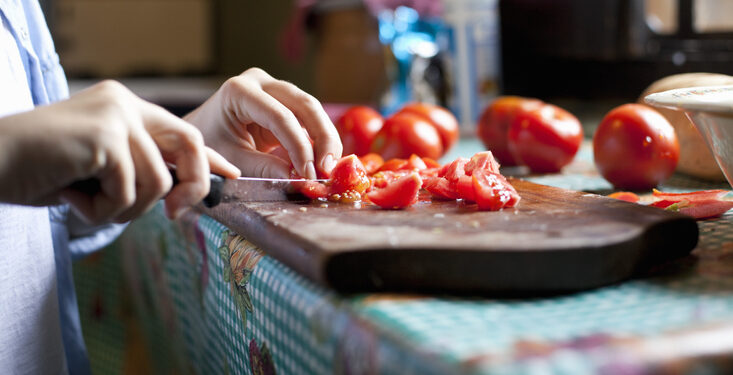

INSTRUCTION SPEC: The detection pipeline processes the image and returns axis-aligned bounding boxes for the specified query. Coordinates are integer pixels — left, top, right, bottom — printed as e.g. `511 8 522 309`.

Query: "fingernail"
305 161 316 180
322 154 336 174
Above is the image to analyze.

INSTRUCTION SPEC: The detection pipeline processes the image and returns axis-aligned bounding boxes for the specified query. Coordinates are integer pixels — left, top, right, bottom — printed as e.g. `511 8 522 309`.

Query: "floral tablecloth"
75 141 733 375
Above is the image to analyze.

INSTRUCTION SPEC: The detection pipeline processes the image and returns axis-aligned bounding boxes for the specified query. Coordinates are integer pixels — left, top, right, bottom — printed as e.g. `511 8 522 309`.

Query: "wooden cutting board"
202 178 698 295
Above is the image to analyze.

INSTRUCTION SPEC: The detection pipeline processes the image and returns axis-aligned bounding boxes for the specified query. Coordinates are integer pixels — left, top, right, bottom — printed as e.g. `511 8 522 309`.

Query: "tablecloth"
75 141 733 375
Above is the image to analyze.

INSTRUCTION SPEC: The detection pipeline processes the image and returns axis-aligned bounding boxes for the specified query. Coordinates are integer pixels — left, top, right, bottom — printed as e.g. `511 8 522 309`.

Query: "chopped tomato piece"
472 170 520 211
421 157 442 169
652 189 729 202
367 172 422 209
443 157 469 183
405 154 428 171
649 200 676 209
424 177 459 200
370 170 408 189
608 192 640 203
677 200 733 219
328 155 371 202
359 153 384 175
298 180 329 200
464 151 501 175
377 158 408 172
418 167 440 179
455 175 476 202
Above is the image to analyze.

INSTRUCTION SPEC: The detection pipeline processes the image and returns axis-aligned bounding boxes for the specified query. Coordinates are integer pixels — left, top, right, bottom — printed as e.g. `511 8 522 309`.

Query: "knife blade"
207 175 328 207
70 169 327 209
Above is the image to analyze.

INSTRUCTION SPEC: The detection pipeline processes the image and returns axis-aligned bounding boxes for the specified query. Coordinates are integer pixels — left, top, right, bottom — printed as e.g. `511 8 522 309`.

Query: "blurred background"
43 0 733 130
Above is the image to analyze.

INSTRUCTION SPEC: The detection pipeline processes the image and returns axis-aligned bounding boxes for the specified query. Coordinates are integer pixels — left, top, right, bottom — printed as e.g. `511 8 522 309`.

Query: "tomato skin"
472 170 521 211
371 112 443 160
367 172 422 209
398 103 460 152
336 106 384 156
507 103 583 173
477 96 544 166
424 177 460 200
328 155 371 201
359 153 384 175
593 104 679 190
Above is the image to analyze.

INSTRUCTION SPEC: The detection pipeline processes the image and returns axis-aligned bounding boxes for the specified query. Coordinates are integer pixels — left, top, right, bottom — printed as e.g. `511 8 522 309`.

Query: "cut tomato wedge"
421 157 442 169
359 153 384 175
652 189 729 202
405 154 428 171
377 158 408 172
472 170 520 211
455 175 476 202
367 172 422 209
443 157 469 183
608 191 640 203
298 180 329 200
424 177 460 200
464 151 501 175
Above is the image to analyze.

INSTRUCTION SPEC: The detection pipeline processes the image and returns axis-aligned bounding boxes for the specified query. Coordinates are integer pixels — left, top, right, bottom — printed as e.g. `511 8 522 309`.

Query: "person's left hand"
185 68 342 179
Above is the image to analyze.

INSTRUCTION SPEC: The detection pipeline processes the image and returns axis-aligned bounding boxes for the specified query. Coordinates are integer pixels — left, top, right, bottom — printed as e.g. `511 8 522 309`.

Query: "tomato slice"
442 157 469 183
421 157 442 169
464 151 501 175
652 189 729 202
472 170 520 211
405 154 428 171
328 155 371 202
298 180 329 200
455 175 476 202
367 172 422 209
377 158 408 173
678 200 733 219
359 153 384 175
424 177 459 200
607 192 640 203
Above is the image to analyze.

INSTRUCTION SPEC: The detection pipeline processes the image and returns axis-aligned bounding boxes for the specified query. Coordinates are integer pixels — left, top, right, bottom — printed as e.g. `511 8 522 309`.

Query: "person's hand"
0 80 240 223
185 68 342 179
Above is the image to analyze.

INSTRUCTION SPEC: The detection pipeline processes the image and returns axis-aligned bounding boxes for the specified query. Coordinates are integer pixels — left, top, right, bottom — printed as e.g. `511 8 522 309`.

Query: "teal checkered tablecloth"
83 140 733 374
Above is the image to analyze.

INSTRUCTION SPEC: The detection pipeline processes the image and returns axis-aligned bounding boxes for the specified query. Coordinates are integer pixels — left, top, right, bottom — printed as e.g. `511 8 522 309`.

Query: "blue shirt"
0 1 125 373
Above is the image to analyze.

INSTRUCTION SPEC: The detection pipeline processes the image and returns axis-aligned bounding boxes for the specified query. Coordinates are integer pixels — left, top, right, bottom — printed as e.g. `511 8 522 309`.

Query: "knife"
70 170 327 208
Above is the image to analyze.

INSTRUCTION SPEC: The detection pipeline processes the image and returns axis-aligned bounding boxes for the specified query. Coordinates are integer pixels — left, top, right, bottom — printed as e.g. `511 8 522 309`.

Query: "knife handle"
69 168 225 210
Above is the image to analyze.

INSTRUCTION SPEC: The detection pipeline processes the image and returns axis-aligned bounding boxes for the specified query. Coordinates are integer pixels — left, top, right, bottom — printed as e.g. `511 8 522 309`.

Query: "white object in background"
645 85 733 188
440 0 500 132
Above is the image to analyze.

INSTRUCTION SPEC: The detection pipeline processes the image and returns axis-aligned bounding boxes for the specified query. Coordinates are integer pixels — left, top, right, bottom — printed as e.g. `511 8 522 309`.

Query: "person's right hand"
0 80 240 223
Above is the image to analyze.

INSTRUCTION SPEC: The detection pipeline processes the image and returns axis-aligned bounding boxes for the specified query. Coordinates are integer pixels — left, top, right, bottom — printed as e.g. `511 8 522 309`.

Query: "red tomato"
472 170 521 211
405 154 428 171
371 112 443 160
477 96 544 166
421 157 441 169
328 155 371 202
593 104 679 190
398 103 460 152
442 157 469 182
507 103 583 173
652 189 728 202
455 175 476 202
464 151 501 176
359 153 384 175
377 158 408 172
424 177 459 200
367 172 422 209
298 180 329 200
336 106 384 156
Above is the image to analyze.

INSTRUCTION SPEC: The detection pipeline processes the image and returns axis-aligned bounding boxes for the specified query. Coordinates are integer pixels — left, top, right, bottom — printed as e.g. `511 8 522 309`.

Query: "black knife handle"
69 168 225 209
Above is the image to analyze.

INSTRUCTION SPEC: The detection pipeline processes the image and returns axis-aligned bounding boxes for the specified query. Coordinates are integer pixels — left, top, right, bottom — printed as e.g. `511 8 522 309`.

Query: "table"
75 141 733 375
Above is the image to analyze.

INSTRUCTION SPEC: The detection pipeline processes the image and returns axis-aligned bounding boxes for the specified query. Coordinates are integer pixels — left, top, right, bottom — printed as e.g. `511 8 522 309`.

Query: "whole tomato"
371 112 443 160
398 103 460 152
593 104 679 190
336 106 384 156
477 96 544 166
507 103 583 173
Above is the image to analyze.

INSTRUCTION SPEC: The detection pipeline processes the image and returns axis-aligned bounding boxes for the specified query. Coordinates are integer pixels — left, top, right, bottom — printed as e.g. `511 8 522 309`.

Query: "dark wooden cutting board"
202 178 698 294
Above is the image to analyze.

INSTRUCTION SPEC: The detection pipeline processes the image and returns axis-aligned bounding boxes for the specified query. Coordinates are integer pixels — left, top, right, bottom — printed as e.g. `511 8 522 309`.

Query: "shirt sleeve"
48 204 127 260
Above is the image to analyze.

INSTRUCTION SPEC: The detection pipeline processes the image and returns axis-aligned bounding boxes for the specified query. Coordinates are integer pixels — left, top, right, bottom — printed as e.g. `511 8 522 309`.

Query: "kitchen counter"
75 141 733 374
